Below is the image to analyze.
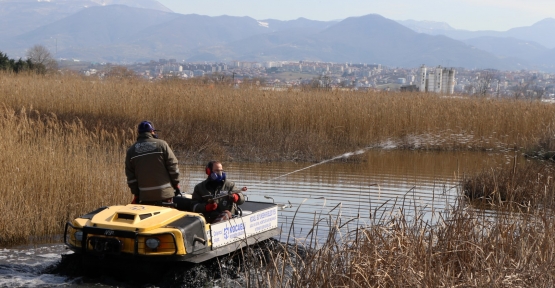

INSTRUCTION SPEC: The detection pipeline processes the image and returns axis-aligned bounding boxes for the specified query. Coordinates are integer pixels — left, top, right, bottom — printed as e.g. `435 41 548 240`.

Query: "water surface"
183 150 513 241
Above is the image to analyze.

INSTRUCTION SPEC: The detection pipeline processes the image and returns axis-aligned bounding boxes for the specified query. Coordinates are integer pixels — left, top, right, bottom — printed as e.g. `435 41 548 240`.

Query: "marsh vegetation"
2 72 555 286
2 73 555 161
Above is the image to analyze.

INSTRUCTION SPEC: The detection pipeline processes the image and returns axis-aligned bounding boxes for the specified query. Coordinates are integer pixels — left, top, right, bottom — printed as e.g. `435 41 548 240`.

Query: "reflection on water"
183 150 514 241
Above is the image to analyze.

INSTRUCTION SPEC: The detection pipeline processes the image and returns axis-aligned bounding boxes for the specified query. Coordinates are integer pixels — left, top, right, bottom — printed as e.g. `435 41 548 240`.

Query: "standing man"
192 161 246 223
125 121 180 205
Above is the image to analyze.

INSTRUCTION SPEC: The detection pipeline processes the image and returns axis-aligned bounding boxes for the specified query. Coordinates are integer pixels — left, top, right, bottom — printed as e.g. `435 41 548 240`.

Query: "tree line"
0 51 46 73
0 45 58 74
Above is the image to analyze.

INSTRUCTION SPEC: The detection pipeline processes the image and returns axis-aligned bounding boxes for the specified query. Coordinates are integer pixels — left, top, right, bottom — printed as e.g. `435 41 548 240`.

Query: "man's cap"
137 121 160 133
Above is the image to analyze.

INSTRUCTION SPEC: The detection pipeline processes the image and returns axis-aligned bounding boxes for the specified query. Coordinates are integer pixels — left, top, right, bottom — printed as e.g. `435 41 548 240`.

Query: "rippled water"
185 150 513 240
0 244 74 287
0 149 514 287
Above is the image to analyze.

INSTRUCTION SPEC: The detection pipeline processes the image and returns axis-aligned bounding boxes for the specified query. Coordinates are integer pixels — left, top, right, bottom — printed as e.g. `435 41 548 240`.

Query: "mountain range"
1 0 554 71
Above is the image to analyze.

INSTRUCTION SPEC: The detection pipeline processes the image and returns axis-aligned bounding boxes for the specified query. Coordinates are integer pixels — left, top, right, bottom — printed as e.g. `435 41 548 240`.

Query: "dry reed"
236 200 555 287
525 124 555 161
463 158 555 210
2 73 555 161
0 107 131 245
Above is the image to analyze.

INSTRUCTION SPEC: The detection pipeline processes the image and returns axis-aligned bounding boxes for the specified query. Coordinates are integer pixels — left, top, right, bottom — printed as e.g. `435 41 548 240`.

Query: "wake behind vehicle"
64 195 279 263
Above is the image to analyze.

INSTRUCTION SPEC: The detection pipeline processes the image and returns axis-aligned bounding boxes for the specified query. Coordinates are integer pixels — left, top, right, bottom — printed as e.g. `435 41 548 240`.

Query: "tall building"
416 65 456 94
417 65 427 91
441 68 456 94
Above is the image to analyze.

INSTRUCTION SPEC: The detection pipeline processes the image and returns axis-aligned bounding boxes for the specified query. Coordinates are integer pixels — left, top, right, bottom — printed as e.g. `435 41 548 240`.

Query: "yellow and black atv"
64 195 279 263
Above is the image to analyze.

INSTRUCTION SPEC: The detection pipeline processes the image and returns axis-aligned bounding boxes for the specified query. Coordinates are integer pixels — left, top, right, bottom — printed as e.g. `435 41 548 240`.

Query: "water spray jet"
250 147 371 188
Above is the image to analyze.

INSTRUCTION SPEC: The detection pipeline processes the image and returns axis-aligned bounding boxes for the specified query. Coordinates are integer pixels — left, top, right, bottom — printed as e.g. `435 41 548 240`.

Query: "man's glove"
229 193 240 203
205 203 218 212
131 195 138 204
174 185 182 197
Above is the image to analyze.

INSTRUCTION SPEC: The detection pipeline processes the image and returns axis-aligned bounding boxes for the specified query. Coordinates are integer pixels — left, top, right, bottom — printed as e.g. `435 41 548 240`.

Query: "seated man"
191 161 247 223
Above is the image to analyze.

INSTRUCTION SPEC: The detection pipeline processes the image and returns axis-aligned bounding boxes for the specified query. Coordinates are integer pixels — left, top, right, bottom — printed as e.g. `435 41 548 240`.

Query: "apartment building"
417 65 456 94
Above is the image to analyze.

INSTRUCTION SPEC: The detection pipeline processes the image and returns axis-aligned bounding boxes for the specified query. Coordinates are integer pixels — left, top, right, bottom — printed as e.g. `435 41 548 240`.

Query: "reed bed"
525 124 555 161
2 73 555 161
0 107 131 246
462 158 555 210
229 202 555 287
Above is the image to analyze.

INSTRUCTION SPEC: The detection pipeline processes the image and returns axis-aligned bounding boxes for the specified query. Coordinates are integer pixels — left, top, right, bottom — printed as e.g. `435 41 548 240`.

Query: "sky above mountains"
156 0 555 31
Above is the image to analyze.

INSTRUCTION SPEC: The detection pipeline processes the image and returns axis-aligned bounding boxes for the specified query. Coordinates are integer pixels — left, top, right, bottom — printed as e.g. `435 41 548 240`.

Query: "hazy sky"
156 0 555 31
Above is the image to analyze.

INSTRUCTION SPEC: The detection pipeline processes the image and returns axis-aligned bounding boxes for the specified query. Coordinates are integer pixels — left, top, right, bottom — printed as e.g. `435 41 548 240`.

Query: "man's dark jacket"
192 178 245 220
125 133 179 202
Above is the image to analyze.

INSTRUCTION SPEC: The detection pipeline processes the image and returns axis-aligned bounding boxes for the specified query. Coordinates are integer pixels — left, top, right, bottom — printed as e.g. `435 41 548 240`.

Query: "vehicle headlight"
74 231 83 242
146 238 160 249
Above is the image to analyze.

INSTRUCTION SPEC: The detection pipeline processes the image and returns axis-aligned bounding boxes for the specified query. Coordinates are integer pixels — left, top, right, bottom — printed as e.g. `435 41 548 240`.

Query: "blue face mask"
209 172 226 182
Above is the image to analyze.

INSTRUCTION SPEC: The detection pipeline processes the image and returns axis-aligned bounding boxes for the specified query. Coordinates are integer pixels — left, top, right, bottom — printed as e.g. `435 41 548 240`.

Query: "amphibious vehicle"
64 195 279 263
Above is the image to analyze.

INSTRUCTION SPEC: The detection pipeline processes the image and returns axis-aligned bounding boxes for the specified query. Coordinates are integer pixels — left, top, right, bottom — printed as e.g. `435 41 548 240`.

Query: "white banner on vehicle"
211 206 278 248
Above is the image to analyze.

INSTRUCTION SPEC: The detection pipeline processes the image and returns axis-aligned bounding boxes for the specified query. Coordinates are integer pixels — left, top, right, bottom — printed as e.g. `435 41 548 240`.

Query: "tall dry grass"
463 158 555 210
0 107 131 245
2 73 555 161
236 202 555 287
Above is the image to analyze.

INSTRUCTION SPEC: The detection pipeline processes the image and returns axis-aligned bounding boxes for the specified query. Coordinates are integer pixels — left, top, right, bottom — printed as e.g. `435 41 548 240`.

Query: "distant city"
71 59 555 99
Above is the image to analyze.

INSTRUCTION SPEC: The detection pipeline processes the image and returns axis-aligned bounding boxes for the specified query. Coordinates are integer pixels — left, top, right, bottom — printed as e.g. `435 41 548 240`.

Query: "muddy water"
0 150 514 287
183 150 515 241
